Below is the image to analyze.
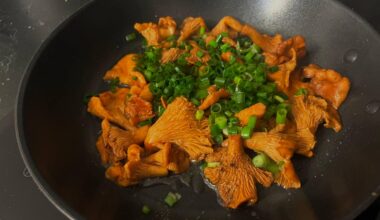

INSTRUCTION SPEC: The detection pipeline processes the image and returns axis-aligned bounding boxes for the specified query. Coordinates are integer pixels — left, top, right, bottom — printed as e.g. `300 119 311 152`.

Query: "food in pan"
86 16 350 209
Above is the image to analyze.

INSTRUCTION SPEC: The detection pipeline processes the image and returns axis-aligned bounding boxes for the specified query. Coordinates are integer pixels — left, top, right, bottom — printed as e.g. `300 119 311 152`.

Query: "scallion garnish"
142 205 151 214
215 115 227 129
241 126 253 139
275 108 287 124
125 32 136 42
195 109 204 120
164 192 181 207
295 88 308 96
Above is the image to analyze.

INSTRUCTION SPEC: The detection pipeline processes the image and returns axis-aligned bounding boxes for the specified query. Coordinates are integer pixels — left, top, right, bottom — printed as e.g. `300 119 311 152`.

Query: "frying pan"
15 0 380 219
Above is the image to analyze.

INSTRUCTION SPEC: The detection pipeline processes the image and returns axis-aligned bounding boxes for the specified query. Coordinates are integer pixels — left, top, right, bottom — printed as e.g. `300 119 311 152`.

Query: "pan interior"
17 0 380 219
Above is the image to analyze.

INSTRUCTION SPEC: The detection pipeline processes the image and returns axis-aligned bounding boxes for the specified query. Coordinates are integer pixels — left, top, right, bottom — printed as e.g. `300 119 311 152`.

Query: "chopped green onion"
229 55 236 64
109 78 120 93
211 124 222 136
274 95 285 103
196 89 208 99
241 126 253 139
214 76 225 88
214 133 224 144
253 53 263 62
200 162 207 170
166 35 177 41
146 51 155 60
276 108 287 124
157 105 165 117
199 26 206 36
199 66 210 76
222 128 229 136
195 109 204 120
215 115 227 129
220 43 230 52
257 92 267 99
234 76 242 85
251 44 261 54
269 66 279 73
237 65 246 73
164 192 181 207
211 103 222 113
208 40 217 48
198 77 210 89
191 98 201 106
206 162 220 168
174 66 182 73
233 92 245 104
224 110 233 117
227 126 239 135
144 70 152 81
252 154 282 174
247 116 257 129
252 153 270 168
295 88 308 96
138 118 153 127
142 205 151 214
229 117 239 125
244 51 254 62
267 162 281 174
196 50 204 58
125 32 136 42
132 76 138 80
216 34 224 43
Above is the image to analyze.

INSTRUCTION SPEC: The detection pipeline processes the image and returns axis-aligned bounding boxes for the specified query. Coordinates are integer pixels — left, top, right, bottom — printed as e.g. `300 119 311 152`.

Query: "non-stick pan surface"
16 0 380 219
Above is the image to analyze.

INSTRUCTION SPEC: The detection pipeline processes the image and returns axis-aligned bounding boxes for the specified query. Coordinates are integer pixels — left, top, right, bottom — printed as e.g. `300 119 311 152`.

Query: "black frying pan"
15 0 380 219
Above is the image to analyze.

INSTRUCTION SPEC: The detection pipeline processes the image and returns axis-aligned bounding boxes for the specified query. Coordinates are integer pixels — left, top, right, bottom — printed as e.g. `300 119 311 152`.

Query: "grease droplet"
343 49 358 63
23 167 31 177
365 101 380 114
251 211 257 216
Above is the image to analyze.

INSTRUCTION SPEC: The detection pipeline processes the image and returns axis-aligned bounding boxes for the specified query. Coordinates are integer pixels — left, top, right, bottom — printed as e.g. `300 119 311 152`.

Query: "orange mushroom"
198 85 229 110
103 54 147 88
204 135 273 208
177 17 207 42
145 97 213 160
134 22 160 46
244 131 301 189
235 103 266 125
302 64 350 109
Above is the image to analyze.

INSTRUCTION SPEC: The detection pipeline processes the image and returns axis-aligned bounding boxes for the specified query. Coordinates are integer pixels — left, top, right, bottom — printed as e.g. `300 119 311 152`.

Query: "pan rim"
14 0 96 219
13 0 380 219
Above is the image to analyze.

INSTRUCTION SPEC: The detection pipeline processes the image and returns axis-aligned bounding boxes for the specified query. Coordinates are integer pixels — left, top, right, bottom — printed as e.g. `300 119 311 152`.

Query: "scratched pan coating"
15 0 380 219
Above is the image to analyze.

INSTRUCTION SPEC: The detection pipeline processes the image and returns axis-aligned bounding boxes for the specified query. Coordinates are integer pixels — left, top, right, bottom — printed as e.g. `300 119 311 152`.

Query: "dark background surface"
0 0 379 219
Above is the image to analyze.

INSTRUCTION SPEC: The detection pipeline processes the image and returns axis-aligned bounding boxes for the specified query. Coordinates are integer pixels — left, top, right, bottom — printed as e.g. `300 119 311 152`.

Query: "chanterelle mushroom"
268 48 297 92
145 97 213 160
302 64 350 109
291 94 342 133
244 129 301 189
87 88 135 131
106 144 169 187
204 135 273 209
103 54 147 88
240 24 305 64
158 16 177 39
177 17 207 42
210 16 243 38
134 22 160 46
97 119 149 164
